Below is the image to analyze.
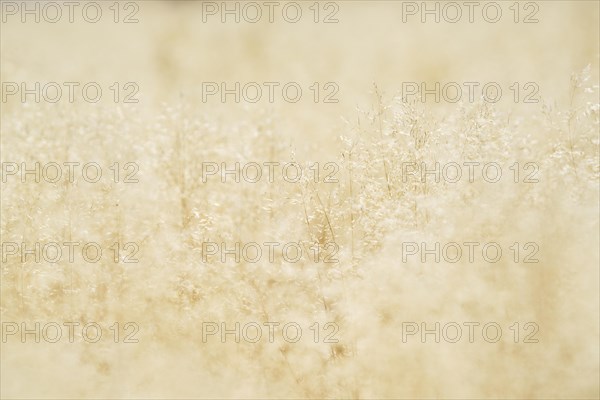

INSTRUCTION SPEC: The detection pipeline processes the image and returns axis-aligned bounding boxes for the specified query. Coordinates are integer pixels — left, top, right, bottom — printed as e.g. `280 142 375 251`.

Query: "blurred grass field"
1 1 599 399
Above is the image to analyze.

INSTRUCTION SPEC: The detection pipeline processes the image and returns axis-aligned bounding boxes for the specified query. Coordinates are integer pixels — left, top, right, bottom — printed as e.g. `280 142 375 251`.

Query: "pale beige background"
1 1 599 399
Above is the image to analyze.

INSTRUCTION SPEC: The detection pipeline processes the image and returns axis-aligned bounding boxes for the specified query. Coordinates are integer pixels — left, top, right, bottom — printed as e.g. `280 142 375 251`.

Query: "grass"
1 2 599 399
